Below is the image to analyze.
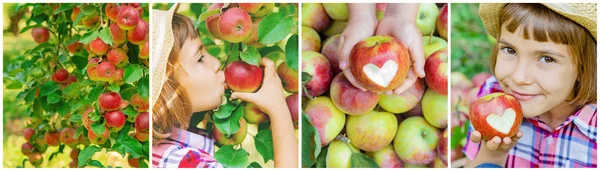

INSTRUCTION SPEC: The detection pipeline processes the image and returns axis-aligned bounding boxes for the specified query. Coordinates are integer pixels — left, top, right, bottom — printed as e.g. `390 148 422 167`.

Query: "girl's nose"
206 54 221 72
510 58 534 85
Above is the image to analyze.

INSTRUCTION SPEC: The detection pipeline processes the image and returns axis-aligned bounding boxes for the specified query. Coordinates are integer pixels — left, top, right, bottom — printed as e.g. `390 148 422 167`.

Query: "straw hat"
479 3 597 40
151 4 179 110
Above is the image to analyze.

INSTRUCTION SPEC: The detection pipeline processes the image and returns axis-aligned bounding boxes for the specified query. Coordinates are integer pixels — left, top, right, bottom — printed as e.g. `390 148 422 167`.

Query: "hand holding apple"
470 93 523 140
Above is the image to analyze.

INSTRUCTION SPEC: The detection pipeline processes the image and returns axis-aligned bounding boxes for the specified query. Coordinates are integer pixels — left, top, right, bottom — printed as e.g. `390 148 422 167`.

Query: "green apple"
378 79 425 113
346 110 397 152
326 138 359 168
302 26 321 52
422 89 448 128
394 116 440 165
423 36 447 59
365 144 403 168
416 3 440 36
322 3 349 21
243 102 268 124
323 20 347 38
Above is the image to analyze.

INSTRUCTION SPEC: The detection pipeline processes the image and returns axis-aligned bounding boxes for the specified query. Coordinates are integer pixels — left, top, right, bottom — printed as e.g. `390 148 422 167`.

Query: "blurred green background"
450 3 494 77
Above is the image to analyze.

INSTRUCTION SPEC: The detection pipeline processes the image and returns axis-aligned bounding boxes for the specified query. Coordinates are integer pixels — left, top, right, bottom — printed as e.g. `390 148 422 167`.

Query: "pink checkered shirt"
463 77 597 168
152 127 223 168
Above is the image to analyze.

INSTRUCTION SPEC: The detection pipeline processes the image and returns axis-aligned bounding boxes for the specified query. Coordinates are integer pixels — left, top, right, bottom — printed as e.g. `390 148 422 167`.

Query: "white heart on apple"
362 60 398 87
485 108 516 134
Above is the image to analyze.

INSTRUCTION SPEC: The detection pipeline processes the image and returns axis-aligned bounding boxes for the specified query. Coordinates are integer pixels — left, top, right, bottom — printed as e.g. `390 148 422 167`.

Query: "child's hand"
231 58 288 117
337 4 378 92
470 130 523 154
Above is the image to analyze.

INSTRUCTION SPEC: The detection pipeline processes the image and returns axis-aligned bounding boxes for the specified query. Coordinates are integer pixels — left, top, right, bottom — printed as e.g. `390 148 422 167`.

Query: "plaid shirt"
463 77 598 168
152 127 223 168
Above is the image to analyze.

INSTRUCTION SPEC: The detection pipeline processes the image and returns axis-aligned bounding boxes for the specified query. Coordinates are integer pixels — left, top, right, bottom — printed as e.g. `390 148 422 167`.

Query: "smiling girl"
463 3 597 168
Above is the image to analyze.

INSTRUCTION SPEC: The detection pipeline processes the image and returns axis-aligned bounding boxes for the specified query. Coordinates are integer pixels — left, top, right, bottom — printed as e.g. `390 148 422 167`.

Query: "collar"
527 104 597 141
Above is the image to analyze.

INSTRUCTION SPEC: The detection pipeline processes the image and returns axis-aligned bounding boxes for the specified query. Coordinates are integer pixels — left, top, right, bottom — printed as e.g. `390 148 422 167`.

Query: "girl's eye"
501 47 517 55
539 56 556 63
197 55 204 63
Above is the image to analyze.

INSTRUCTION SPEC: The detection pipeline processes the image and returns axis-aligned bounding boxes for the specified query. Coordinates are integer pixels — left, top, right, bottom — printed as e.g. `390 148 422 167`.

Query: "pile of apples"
302 3 449 168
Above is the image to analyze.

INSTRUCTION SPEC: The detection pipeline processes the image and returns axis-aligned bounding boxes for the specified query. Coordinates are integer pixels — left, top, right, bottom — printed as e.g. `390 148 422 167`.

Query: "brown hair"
488 3 596 107
152 14 200 143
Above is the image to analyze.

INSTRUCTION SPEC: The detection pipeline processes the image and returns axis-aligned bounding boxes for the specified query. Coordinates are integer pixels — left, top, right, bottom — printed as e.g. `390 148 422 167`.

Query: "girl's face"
175 37 225 112
494 25 578 118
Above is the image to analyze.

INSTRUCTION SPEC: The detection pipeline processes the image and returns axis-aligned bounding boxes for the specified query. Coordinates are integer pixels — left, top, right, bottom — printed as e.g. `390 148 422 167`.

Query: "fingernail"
340 61 347 69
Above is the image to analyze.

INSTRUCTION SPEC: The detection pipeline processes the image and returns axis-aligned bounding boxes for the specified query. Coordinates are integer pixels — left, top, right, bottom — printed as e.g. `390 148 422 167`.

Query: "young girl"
463 3 597 168
150 5 298 168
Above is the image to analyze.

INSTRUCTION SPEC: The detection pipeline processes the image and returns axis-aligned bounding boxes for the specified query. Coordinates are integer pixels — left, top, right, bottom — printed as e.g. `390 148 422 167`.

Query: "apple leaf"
20 24 44 34
213 102 236 119
47 92 61 104
57 101 70 117
315 146 328 168
87 160 105 168
254 129 274 163
124 64 143 84
99 27 114 46
108 83 120 93
88 84 103 102
198 9 220 23
122 106 138 118
285 34 299 71
301 72 313 84
91 121 106 136
213 104 243 135
258 12 294 45
53 3 73 15
247 162 262 168
451 121 470 150
350 152 380 168
78 145 101 167
301 112 321 168
79 30 99 44
240 46 261 66
214 145 249 168
113 133 143 158
40 81 59 97
226 43 240 66
65 34 81 46
137 74 150 99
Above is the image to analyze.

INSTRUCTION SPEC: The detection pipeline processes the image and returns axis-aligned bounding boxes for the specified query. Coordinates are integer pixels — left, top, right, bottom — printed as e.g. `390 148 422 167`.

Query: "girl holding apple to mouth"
150 4 297 168
463 3 597 168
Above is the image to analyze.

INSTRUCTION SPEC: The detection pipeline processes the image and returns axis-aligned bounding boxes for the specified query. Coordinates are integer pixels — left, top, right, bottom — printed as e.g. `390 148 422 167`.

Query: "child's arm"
231 58 298 168
464 130 522 167
375 4 425 95
337 3 378 91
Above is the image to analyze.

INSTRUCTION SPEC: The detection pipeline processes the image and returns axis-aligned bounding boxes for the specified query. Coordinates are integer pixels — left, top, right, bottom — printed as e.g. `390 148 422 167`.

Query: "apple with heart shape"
346 110 397 152
321 34 342 74
224 61 263 92
470 92 523 140
302 51 333 97
349 36 411 92
394 116 440 165
301 26 321 52
424 49 448 95
322 3 349 21
423 36 447 59
304 96 345 147
330 73 380 115
436 4 448 40
326 138 359 168
302 3 331 32
323 21 347 38
378 79 425 113
416 3 440 36
365 144 403 168
422 89 448 128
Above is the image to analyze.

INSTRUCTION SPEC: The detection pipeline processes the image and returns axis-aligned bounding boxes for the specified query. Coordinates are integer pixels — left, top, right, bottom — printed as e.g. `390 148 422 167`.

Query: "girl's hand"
470 130 523 155
231 58 289 117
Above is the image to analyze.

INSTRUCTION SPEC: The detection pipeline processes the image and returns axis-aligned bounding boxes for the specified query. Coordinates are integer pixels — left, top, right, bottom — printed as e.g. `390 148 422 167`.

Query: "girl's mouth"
509 89 539 101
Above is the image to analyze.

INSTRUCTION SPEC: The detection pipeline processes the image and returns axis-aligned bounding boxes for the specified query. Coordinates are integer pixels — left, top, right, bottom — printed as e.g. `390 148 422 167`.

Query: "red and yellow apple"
365 144 403 168
302 51 333 97
346 110 397 152
320 34 342 74
330 73 379 115
302 26 321 52
424 49 448 95
436 4 448 40
286 93 299 126
218 8 252 43
116 5 140 30
470 93 523 140
277 62 299 93
394 116 440 165
304 96 345 146
378 79 425 113
243 102 268 124
213 118 248 146
326 138 358 168
224 61 263 92
302 3 331 32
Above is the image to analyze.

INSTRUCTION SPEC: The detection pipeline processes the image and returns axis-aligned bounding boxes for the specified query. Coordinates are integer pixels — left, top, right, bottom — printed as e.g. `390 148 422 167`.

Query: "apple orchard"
162 3 299 168
301 3 449 168
5 3 150 168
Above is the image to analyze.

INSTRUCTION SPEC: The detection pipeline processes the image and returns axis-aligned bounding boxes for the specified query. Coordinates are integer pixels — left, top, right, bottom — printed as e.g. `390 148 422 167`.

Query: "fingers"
392 70 418 95
341 69 367 91
337 19 377 72
500 137 512 150
470 131 482 143
395 26 426 78
260 58 275 77
485 137 501 151
231 92 256 103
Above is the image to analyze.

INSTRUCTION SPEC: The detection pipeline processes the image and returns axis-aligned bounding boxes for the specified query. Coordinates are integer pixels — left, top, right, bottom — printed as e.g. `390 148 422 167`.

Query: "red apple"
70 149 80 160
28 152 43 167
96 61 116 81
346 110 397 152
320 34 342 74
139 41 149 59
238 3 268 14
52 68 69 83
105 3 120 21
24 128 35 142
213 118 248 146
88 128 109 144
451 72 473 91
301 26 321 52
350 36 410 92
277 62 298 93
206 15 224 40
378 79 425 113
117 5 140 30
112 67 124 83
218 8 252 43
243 102 268 124
128 156 140 168
135 130 149 142
81 15 101 29
81 109 94 130
98 92 122 111
107 48 128 66
44 131 60 146
67 42 83 53
105 110 126 132
330 73 380 115
60 127 78 145
127 19 149 45
472 72 492 89
437 128 449 165
365 144 404 168
302 3 331 32
286 93 299 126
130 94 149 112
424 49 448 95
470 93 523 140
89 38 108 55
224 61 263 92
436 4 448 40
110 23 127 45
31 27 50 44
71 7 80 21
302 51 333 97
21 142 35 155
305 97 345 146
135 112 149 132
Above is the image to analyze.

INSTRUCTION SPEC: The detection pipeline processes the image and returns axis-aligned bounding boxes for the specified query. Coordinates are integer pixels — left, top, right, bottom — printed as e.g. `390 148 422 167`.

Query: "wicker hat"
151 4 179 110
479 3 597 40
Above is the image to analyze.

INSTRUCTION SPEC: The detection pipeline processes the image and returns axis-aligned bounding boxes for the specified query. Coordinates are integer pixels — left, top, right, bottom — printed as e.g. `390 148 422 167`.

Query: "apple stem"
302 86 314 100
428 31 433 44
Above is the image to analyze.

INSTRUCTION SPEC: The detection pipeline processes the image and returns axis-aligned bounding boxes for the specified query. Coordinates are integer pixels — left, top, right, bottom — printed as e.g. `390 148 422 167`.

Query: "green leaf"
47 92 61 104
20 24 44 33
74 126 85 138
247 162 262 168
214 145 249 168
315 146 328 168
301 72 313 84
91 122 106 136
53 3 74 15
70 114 83 123
213 105 243 135
40 81 59 97
285 34 299 71
88 84 103 100
87 160 105 168
137 75 149 98
301 112 321 168
240 46 261 66
81 5 96 16
258 12 294 44
226 43 240 65
213 102 237 119
124 65 143 84
198 9 220 23
65 34 81 46
79 30 99 44
57 101 70 117
254 129 274 163
78 145 101 167
108 84 120 93
113 134 143 158
122 106 138 118
99 27 114 46
350 153 380 168
6 81 23 89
